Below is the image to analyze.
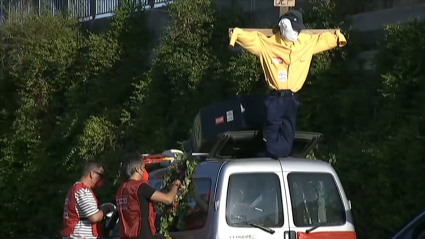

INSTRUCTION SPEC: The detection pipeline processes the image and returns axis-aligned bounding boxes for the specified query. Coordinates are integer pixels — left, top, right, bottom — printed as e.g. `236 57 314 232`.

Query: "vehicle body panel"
105 158 355 239
392 211 425 239
214 158 290 239
280 158 355 237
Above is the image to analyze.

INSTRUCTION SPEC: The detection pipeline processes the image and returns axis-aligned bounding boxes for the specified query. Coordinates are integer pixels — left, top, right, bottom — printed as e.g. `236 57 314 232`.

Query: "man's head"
278 10 306 42
122 151 148 181
81 161 105 188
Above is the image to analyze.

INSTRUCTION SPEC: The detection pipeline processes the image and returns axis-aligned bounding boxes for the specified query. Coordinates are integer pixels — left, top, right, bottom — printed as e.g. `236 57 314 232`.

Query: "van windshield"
225 173 284 228
287 172 346 227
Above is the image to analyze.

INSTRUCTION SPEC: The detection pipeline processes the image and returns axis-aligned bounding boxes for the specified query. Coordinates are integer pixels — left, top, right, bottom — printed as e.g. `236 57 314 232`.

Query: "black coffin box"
189 95 266 153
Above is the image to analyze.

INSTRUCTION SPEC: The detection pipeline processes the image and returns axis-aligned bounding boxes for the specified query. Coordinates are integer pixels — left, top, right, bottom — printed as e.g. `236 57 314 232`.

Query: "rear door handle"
284 230 296 239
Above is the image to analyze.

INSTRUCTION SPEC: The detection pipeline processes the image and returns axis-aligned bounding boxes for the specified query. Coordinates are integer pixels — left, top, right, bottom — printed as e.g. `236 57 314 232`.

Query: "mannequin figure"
229 10 347 159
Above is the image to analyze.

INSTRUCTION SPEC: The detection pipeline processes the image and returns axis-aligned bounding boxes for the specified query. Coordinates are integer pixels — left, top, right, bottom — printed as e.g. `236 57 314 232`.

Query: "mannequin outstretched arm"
229 27 265 56
311 30 347 54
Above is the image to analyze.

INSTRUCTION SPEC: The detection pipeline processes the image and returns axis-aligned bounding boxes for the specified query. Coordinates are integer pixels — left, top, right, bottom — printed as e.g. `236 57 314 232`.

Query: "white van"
104 131 356 239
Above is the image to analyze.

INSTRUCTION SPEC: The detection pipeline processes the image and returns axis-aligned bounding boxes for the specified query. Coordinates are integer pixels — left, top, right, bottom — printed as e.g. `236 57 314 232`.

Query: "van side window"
226 173 284 227
287 172 346 227
154 178 212 232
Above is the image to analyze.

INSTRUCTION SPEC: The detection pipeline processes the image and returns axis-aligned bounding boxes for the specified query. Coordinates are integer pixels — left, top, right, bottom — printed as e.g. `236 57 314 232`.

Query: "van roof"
149 157 335 180
209 157 334 172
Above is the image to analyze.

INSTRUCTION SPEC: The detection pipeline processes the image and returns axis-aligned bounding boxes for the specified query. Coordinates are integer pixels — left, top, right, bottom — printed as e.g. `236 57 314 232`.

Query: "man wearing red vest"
116 152 182 239
62 161 115 239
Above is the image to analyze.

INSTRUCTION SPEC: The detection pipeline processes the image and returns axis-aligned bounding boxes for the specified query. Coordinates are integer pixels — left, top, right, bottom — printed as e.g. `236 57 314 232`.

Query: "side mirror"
160 149 184 167
104 207 119 237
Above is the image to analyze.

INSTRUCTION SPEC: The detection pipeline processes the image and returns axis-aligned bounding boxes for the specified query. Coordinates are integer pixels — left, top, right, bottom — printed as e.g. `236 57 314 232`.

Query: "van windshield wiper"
306 224 321 233
246 222 275 234
306 222 341 233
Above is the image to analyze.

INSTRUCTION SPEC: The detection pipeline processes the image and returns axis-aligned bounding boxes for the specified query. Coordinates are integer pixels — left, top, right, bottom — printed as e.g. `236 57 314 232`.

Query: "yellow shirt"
229 28 347 92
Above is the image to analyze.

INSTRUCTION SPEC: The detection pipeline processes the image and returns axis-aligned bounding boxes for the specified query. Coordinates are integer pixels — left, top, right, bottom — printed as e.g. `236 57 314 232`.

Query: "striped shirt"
63 182 99 239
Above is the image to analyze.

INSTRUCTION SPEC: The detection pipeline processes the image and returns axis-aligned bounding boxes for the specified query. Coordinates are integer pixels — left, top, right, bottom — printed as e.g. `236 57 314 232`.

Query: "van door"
284 171 355 239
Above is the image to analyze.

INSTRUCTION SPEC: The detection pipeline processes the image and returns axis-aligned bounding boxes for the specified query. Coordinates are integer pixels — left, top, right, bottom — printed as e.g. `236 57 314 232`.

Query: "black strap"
269 90 295 97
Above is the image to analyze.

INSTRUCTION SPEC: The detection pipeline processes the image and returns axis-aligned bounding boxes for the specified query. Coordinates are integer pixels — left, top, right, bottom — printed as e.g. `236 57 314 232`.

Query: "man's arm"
75 189 105 223
229 27 264 56
139 182 179 205
311 30 347 54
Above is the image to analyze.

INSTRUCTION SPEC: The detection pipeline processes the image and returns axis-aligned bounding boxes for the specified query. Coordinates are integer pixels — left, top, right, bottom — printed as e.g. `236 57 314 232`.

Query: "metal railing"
0 0 169 22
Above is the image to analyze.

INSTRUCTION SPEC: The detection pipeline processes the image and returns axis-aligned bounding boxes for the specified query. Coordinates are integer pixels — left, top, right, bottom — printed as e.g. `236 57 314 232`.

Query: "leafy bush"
0 0 424 238
0 1 153 237
129 0 259 151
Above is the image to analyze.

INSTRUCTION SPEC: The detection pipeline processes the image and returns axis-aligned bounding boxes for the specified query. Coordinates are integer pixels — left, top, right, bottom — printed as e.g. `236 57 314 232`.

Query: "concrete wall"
349 3 425 45
81 0 425 71
349 3 425 70
213 0 309 12
213 0 311 28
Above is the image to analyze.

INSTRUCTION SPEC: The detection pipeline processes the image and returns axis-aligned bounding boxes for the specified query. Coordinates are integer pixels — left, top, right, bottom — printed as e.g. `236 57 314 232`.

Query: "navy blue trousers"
264 90 299 159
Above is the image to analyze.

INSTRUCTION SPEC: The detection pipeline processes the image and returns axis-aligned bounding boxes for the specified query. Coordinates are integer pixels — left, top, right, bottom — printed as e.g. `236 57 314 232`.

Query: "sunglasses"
93 171 105 178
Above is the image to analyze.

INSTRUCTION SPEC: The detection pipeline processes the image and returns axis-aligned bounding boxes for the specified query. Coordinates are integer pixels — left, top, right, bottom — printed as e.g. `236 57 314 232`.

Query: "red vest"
61 182 102 237
116 180 157 238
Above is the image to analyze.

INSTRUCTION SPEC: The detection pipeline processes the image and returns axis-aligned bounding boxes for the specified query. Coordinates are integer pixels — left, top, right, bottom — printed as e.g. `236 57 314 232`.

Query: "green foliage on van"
157 153 198 238
0 0 424 238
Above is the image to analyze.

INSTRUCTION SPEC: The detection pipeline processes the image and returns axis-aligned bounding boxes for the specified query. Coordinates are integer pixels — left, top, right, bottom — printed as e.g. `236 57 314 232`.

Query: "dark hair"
82 160 104 176
121 151 144 179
